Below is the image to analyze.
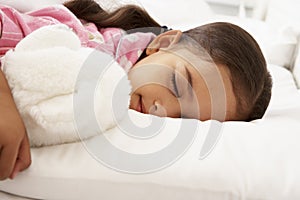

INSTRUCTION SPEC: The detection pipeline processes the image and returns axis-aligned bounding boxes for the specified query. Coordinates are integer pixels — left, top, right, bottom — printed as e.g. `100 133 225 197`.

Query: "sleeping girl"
0 0 272 180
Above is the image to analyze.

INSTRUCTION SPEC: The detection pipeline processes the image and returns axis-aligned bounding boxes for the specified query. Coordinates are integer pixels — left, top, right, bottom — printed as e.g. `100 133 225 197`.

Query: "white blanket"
1 24 131 147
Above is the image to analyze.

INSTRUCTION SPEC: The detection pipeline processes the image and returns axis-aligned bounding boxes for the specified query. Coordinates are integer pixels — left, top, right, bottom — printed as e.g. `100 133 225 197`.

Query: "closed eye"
171 71 180 97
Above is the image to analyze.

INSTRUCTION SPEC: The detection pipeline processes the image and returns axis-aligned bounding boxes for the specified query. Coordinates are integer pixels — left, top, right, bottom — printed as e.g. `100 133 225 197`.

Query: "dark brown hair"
64 0 272 121
64 0 161 30
184 23 272 121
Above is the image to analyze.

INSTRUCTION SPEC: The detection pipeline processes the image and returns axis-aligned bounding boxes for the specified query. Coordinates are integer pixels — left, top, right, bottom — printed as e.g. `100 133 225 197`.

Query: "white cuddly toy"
1 24 131 147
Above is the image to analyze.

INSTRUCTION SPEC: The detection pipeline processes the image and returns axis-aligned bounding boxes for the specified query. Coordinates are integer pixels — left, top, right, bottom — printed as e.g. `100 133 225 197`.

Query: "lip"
136 95 146 114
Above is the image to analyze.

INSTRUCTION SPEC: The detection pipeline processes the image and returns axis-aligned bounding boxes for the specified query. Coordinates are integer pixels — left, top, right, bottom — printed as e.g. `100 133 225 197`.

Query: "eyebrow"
184 65 193 96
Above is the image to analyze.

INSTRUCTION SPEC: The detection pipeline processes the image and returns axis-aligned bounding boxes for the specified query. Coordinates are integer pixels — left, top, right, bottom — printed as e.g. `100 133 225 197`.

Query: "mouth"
136 95 145 114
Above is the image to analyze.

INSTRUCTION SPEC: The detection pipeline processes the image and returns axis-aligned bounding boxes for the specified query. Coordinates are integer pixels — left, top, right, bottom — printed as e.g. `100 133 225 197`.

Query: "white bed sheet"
1 1 300 199
0 64 300 200
0 191 32 200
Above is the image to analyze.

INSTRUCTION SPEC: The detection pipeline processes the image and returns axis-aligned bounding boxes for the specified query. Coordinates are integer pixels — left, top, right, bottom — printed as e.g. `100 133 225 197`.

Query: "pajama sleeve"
0 4 87 57
0 5 33 56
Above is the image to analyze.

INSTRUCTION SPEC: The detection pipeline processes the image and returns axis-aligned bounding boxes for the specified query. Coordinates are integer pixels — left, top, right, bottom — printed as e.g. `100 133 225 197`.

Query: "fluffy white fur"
1 24 131 147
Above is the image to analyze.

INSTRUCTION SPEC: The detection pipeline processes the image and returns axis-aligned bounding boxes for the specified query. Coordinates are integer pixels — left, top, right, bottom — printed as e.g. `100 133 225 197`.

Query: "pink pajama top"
0 4 156 71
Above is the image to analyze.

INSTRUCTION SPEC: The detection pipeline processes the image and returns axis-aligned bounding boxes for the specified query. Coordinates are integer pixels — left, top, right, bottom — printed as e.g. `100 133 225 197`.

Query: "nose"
149 101 168 117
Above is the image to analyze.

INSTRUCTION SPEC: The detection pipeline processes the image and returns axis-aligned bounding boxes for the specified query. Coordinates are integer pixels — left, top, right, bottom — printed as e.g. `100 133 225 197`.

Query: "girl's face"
128 49 237 121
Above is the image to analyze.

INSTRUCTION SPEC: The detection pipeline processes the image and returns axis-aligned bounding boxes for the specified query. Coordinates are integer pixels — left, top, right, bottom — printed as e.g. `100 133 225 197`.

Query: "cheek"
133 84 163 99
128 65 173 92
129 93 139 109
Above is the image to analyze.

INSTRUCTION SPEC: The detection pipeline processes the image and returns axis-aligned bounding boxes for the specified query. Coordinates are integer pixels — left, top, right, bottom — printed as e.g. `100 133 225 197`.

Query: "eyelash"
171 71 180 97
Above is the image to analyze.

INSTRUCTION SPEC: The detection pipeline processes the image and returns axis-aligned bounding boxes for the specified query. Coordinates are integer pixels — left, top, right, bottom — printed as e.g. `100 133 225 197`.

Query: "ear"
146 30 182 55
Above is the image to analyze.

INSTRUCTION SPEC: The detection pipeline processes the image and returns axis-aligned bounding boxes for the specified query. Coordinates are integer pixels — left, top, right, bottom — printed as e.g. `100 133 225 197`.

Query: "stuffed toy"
1 24 131 147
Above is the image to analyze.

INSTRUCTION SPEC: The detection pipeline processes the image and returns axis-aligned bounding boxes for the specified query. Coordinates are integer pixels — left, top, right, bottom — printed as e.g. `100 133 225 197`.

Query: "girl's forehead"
163 47 216 73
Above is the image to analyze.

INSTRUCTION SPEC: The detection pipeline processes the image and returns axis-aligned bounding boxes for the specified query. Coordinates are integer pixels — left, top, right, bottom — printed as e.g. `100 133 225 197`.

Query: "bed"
0 0 300 199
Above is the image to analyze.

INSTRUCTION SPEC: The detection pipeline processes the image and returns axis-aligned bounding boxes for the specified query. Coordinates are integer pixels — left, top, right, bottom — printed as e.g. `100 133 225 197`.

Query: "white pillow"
95 0 214 30
206 16 298 70
266 0 300 87
1 65 300 200
0 0 65 12
0 0 214 31
263 0 300 71
265 0 300 33
136 0 214 31
292 38 300 88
